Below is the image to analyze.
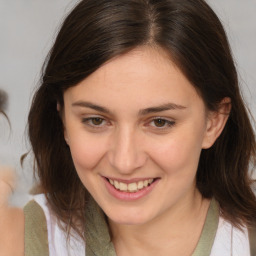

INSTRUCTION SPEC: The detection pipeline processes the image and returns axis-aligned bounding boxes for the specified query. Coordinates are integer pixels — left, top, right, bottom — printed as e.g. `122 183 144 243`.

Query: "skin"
0 168 24 256
62 46 230 255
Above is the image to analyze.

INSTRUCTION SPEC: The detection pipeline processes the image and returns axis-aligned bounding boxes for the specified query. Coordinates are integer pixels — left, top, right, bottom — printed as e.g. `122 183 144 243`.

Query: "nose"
107 126 147 174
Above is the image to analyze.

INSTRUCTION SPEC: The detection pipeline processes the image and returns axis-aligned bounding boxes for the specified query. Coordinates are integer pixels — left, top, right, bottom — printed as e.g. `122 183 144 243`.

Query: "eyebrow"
72 101 187 115
139 103 187 115
72 101 111 114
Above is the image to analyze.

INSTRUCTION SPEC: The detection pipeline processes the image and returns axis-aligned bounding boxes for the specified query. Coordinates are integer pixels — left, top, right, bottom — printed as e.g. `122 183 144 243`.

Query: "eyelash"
147 117 175 130
81 116 176 131
82 117 107 128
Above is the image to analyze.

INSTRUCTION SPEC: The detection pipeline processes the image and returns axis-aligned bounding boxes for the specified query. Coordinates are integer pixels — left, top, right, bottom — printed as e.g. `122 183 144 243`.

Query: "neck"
109 190 210 256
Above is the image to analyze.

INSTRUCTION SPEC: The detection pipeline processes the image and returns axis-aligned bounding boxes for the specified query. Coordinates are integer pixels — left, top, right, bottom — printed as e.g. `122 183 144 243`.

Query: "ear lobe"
62 122 69 146
57 102 69 145
64 135 69 145
202 97 231 149
63 126 69 146
57 103 61 112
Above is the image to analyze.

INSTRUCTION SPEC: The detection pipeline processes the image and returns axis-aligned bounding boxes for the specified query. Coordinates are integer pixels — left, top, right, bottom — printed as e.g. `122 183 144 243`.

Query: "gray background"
0 1 255 207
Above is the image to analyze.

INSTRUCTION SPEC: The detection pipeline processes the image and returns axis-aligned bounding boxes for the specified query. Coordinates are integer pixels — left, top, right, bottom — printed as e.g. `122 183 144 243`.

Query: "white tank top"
32 194 251 256
33 194 85 256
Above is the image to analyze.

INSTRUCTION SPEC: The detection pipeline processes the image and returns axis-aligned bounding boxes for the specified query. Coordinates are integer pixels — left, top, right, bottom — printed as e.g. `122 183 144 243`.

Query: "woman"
0 89 24 256
24 0 256 255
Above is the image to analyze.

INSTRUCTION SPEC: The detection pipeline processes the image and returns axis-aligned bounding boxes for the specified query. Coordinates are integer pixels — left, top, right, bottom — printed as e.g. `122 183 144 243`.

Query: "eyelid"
81 115 110 129
80 114 175 132
146 116 176 129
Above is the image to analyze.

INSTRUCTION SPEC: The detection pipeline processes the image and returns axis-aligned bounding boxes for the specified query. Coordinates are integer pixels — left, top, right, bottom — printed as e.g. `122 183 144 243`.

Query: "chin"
105 208 153 226
110 217 149 226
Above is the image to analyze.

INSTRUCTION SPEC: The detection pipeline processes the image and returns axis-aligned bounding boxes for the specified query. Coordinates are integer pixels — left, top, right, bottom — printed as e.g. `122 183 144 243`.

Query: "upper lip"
103 176 158 184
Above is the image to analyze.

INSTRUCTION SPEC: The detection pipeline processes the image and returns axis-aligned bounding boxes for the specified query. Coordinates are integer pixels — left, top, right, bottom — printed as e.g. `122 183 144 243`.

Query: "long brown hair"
27 0 256 238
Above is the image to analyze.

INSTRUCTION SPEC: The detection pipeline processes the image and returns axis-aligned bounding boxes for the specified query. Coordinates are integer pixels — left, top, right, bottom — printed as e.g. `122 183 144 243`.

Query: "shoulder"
24 194 85 256
24 194 49 256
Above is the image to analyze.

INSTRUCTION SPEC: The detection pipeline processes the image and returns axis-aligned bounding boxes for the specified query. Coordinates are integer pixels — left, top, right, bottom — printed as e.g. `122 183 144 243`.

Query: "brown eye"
91 117 104 125
153 119 167 127
82 117 107 128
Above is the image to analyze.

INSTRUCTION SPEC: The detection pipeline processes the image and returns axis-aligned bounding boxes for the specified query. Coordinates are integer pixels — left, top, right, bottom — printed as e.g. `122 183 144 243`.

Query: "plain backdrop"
0 0 255 207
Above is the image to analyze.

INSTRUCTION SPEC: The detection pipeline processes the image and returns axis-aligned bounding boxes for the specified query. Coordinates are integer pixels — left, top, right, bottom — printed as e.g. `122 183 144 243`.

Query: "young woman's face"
63 47 214 225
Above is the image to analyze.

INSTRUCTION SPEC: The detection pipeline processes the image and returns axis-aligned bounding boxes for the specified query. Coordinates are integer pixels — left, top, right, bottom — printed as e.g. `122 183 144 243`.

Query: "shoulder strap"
85 193 116 256
24 200 49 256
249 222 256 256
192 198 219 256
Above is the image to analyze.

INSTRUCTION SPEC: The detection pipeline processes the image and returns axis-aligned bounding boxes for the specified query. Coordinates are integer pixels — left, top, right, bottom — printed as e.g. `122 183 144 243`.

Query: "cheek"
68 133 107 171
148 128 205 173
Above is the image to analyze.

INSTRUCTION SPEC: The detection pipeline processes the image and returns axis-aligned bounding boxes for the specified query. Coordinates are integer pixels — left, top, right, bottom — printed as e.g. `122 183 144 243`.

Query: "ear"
202 97 231 149
57 102 61 112
57 102 69 145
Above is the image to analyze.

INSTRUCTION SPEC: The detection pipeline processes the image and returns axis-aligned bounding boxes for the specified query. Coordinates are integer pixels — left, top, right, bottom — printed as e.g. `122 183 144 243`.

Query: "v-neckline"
85 196 219 256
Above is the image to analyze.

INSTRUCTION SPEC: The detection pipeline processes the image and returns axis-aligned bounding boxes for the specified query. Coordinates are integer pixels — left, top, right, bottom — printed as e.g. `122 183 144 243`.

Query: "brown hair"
27 0 256 237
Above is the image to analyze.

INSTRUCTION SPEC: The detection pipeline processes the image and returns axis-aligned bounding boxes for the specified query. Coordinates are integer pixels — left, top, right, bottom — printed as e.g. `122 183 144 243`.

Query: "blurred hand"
0 167 16 207
0 167 24 256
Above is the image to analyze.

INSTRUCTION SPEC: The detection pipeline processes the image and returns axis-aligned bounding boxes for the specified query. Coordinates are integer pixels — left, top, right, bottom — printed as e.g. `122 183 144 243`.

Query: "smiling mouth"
106 178 157 193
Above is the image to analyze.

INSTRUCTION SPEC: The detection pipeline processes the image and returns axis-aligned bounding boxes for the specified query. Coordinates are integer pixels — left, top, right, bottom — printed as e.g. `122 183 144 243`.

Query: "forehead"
64 47 204 111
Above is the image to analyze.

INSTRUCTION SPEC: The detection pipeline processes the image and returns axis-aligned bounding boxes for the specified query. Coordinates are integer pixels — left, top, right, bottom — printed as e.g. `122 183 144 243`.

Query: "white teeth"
108 178 154 192
138 181 144 189
119 182 127 191
143 180 148 187
128 182 137 192
114 180 120 189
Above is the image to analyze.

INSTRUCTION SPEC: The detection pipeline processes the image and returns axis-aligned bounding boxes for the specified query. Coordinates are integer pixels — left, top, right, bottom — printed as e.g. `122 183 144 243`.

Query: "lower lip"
103 178 159 201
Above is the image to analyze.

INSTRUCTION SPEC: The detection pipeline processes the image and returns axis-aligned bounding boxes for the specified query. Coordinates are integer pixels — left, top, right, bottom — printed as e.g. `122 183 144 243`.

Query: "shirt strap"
248 221 256 256
85 194 116 256
192 199 219 256
24 200 49 256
